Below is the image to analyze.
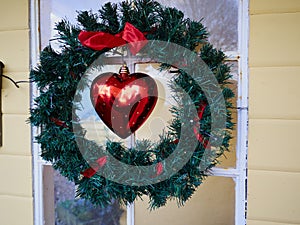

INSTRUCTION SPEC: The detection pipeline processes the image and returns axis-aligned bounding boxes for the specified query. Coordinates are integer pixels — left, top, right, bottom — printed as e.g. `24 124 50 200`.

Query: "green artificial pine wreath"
30 0 234 209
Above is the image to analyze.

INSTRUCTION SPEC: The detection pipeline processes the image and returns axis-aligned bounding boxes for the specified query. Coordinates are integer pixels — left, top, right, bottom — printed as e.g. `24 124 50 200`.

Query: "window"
31 0 248 224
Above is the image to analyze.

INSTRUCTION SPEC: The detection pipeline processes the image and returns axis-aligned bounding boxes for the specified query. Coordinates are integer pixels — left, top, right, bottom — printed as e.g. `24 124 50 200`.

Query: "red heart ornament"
90 65 158 139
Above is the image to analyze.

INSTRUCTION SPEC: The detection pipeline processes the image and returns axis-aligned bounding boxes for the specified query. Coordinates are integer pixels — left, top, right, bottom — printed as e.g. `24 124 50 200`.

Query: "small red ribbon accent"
78 22 147 55
50 117 68 128
156 162 163 176
173 139 179 144
69 71 76 79
81 167 97 179
193 103 211 148
150 162 164 178
81 156 108 178
172 103 210 148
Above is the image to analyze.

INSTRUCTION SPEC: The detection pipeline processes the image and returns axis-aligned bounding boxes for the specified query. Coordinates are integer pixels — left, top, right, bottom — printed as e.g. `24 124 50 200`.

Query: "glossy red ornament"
90 65 158 139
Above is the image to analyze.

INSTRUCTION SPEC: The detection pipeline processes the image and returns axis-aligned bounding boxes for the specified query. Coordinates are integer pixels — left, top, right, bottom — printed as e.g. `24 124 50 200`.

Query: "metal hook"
0 61 4 77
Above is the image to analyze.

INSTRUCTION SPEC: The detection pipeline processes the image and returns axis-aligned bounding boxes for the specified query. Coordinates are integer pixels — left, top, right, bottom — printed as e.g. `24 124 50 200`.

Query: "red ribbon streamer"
78 22 147 55
156 162 164 176
50 117 68 128
81 156 107 178
193 103 211 148
150 162 164 178
173 103 210 148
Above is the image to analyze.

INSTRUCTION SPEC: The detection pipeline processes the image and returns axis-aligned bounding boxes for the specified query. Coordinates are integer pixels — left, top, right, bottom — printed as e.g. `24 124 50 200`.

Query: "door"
31 0 249 224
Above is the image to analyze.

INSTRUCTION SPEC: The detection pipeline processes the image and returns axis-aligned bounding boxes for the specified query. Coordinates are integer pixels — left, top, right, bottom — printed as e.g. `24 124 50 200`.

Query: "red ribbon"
81 156 107 178
78 22 147 55
150 162 164 178
156 162 164 176
173 103 210 148
50 117 68 128
193 103 211 148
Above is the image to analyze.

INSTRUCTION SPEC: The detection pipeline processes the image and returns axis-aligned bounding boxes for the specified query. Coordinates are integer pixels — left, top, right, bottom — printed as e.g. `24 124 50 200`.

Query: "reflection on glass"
43 166 127 225
156 0 239 51
226 60 239 81
40 0 119 48
135 64 175 141
135 176 235 225
41 0 238 51
135 62 238 168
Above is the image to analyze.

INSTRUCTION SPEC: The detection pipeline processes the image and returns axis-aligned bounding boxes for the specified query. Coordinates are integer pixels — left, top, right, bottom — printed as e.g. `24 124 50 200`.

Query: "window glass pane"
43 165 127 225
135 176 235 225
40 0 115 48
135 64 174 141
41 0 238 51
135 61 238 168
156 0 239 51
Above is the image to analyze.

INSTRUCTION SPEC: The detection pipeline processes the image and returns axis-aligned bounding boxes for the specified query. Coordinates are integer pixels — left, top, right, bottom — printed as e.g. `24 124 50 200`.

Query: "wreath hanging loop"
30 0 234 209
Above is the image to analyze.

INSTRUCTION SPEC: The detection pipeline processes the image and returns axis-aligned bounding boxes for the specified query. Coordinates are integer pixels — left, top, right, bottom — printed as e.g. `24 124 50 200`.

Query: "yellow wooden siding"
0 196 33 225
1 115 31 156
249 12 300 68
249 119 300 172
248 220 297 225
0 30 30 72
248 170 300 224
0 0 29 31
0 155 32 197
0 0 32 224
2 75 30 114
249 0 300 224
249 67 300 119
250 0 300 15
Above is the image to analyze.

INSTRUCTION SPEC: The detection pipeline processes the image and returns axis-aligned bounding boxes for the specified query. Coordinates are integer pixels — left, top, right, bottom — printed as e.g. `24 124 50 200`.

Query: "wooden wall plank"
248 170 300 224
0 115 31 156
249 67 300 119
0 195 33 225
0 30 29 72
249 119 300 172
0 0 29 31
249 13 300 67
0 155 32 197
250 0 300 15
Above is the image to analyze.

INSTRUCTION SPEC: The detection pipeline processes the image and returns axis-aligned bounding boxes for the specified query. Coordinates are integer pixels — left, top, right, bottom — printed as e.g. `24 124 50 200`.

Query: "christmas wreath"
30 0 234 209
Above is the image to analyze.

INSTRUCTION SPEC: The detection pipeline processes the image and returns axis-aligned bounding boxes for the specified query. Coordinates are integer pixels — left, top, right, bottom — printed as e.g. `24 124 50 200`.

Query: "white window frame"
30 0 249 224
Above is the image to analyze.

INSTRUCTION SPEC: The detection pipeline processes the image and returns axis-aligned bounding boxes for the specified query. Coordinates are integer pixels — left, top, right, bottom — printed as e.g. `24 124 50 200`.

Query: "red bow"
78 22 147 55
